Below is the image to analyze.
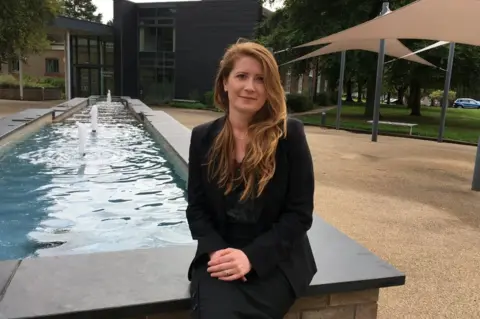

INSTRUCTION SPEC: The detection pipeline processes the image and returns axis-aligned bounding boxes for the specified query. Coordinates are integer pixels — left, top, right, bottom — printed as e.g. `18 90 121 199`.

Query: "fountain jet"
76 122 87 157
107 90 112 106
89 105 98 133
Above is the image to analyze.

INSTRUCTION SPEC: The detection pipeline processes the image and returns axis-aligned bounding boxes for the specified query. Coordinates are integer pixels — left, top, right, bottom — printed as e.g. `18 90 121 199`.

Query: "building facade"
114 0 265 104
2 0 267 103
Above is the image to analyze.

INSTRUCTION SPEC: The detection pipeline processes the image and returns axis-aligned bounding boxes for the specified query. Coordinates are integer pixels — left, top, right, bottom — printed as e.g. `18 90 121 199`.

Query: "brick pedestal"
136 288 379 319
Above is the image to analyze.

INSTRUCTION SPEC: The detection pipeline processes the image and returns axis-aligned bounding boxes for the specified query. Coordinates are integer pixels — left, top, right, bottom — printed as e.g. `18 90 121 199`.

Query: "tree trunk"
345 79 354 102
396 87 406 105
409 79 422 116
387 92 391 105
357 80 363 103
364 77 376 117
312 59 319 102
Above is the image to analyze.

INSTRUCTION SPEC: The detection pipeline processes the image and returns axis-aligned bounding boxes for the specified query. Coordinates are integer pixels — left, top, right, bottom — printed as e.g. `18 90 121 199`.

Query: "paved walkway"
0 99 65 119
154 106 480 319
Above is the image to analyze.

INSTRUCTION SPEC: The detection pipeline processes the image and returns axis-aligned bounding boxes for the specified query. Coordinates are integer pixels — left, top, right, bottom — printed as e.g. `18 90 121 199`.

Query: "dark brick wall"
115 0 262 100
113 0 139 98
174 0 263 99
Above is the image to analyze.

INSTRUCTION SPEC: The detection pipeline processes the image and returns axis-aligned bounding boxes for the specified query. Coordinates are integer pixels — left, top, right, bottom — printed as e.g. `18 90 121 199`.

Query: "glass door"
78 68 90 97
76 67 101 97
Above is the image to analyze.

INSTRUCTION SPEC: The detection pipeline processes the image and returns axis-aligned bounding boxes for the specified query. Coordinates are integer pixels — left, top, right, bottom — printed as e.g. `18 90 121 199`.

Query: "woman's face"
224 55 267 116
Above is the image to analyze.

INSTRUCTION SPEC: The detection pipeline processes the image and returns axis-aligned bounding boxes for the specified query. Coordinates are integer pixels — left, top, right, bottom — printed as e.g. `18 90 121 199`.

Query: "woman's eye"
237 74 247 79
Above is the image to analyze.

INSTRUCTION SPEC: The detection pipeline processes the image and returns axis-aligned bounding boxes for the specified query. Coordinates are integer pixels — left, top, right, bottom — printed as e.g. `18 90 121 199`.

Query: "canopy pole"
437 42 456 142
371 2 391 142
335 51 347 129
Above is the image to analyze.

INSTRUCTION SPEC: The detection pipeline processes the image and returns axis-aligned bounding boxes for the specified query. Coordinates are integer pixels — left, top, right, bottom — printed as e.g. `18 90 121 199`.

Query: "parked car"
453 98 480 109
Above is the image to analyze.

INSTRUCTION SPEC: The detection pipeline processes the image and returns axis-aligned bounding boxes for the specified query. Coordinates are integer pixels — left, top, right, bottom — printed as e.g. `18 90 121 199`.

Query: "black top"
224 164 262 249
186 116 317 296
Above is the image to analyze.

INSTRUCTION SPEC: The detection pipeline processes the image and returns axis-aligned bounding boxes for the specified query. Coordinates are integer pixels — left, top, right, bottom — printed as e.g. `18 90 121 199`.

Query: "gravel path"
157 107 480 319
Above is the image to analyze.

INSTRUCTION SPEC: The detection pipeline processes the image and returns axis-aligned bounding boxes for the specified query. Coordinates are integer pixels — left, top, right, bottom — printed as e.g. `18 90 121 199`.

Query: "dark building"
113 0 267 104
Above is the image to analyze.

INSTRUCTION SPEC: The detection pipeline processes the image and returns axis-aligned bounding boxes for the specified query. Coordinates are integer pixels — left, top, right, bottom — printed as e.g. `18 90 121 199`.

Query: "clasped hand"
207 248 251 282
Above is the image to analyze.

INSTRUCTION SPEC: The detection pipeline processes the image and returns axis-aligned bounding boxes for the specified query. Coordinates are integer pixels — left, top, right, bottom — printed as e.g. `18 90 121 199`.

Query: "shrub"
286 93 313 113
204 91 214 107
0 75 65 90
0 74 18 88
314 92 333 106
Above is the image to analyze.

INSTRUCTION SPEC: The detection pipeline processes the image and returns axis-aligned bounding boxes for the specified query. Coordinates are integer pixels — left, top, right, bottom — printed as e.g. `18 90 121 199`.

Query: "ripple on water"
0 110 192 260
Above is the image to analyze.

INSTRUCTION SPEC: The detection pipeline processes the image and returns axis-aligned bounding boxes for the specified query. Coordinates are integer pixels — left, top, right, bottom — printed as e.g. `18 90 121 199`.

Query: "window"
285 68 291 94
9 59 19 72
46 58 60 73
297 74 303 93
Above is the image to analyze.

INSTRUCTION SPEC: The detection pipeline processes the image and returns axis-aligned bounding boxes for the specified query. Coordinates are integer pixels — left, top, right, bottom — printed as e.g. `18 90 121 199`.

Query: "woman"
186 40 317 318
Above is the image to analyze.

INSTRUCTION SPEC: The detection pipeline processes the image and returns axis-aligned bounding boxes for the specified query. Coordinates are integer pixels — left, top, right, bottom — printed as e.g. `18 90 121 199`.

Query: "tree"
62 0 102 23
260 0 480 118
0 0 61 63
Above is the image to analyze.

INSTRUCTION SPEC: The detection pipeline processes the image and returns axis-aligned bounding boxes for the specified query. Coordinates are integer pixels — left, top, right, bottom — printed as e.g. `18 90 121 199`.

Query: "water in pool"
0 103 192 261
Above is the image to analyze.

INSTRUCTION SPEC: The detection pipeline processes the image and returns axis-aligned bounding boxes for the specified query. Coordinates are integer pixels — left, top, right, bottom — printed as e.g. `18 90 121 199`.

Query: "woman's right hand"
209 250 247 282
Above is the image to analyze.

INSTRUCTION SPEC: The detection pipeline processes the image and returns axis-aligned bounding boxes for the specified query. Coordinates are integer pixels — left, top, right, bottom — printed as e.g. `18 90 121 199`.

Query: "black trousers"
189 263 296 319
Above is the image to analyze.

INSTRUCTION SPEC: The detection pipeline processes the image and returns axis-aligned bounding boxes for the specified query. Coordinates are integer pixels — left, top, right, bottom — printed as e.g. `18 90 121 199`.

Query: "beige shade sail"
285 38 435 67
385 41 449 65
297 0 480 48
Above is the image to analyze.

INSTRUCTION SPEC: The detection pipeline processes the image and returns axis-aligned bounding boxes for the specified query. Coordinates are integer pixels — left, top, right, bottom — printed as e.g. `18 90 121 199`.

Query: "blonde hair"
207 40 287 201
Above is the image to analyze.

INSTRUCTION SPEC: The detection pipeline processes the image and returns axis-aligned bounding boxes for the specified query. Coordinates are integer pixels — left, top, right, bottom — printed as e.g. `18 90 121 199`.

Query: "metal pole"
371 2 391 142
65 31 72 99
472 137 480 191
437 42 456 142
18 53 23 100
371 39 385 142
335 50 347 129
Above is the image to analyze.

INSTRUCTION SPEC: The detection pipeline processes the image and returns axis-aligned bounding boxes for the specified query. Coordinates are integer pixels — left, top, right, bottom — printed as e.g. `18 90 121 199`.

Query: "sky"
92 0 284 23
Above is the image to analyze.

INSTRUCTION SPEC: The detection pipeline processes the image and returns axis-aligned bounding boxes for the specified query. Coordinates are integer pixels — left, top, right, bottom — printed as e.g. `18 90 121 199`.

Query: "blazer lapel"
203 115 228 222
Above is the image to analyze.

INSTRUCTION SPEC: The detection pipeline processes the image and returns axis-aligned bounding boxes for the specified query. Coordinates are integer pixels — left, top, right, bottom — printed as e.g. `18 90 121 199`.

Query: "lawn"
297 103 480 144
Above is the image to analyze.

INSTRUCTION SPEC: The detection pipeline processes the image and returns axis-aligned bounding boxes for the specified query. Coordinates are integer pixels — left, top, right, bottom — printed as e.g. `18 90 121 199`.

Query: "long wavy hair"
207 40 288 201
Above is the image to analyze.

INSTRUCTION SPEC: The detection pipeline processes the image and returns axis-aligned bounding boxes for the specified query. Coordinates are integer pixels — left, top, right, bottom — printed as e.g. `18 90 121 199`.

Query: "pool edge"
0 98 89 155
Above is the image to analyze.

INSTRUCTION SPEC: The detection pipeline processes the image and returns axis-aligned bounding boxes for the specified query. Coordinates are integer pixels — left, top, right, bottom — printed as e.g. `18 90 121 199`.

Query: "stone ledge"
133 289 379 319
0 217 404 319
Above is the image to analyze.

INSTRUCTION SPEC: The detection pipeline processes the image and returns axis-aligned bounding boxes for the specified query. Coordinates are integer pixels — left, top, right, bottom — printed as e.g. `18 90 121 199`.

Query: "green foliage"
0 0 61 63
286 93 314 113
0 74 65 90
429 90 456 102
314 92 334 106
62 0 102 23
298 103 480 144
259 0 480 117
170 101 209 110
188 89 201 102
204 91 215 107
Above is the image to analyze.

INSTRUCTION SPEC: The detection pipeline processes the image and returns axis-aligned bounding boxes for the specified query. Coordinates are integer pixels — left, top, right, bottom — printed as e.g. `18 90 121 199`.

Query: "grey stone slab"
0 216 404 318
0 246 195 318
308 217 405 293
0 260 18 296
0 109 53 140
146 111 191 164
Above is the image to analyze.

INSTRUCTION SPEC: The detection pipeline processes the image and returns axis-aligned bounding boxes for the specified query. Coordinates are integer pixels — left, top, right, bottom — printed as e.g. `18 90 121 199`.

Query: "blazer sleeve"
241 119 315 277
186 126 228 258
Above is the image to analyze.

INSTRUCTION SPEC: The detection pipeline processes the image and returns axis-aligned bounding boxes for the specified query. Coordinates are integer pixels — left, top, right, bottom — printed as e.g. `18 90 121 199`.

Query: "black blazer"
186 115 317 296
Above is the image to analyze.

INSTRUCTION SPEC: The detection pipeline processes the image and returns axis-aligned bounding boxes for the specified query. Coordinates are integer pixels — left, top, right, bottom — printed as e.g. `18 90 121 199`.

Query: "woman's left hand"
207 248 252 281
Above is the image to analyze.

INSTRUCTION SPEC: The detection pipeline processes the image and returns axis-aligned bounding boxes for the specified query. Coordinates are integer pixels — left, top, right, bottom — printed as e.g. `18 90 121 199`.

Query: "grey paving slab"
0 109 52 139
0 216 404 318
146 111 191 164
0 98 88 141
308 217 405 294
0 261 18 296
0 246 195 318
